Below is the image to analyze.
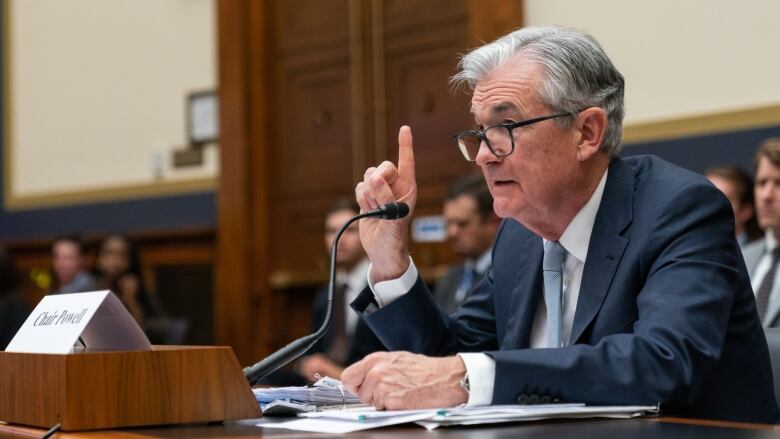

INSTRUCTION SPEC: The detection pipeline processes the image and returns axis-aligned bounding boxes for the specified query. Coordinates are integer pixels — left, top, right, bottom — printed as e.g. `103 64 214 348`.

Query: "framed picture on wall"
187 90 219 146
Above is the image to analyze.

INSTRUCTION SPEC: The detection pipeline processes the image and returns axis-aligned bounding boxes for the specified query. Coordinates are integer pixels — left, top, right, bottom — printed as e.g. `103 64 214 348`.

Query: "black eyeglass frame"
452 111 580 162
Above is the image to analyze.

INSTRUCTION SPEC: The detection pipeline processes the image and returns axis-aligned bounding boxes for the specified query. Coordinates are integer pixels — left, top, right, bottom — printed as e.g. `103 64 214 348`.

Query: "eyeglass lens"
457 126 512 161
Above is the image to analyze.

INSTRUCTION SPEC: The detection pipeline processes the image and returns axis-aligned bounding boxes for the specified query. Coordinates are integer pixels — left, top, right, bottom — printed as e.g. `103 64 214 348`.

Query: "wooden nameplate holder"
0 346 262 431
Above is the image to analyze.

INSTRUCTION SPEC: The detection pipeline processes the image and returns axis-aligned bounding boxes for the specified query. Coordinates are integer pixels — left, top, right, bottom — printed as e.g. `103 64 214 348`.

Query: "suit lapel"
569 159 633 344
765 281 780 328
504 233 543 348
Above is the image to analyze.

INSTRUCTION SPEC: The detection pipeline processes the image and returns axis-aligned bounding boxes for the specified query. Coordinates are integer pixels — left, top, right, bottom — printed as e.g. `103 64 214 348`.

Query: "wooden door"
216 0 522 363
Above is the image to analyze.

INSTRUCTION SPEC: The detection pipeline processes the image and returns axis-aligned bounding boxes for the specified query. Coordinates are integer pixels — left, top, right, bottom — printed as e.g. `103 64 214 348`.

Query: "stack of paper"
253 376 362 411
415 404 658 429
258 403 659 434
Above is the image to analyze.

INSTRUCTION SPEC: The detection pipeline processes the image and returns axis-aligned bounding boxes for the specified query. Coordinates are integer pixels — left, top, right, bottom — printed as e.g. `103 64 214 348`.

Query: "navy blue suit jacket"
353 155 779 423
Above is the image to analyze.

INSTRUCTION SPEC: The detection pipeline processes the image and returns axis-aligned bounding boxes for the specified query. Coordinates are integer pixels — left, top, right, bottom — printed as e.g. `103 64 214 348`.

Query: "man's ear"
574 107 608 162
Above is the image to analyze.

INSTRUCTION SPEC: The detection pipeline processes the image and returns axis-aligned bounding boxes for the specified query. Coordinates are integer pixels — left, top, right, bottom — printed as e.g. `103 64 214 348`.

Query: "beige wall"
6 0 216 206
524 0 780 125
9 1 779 206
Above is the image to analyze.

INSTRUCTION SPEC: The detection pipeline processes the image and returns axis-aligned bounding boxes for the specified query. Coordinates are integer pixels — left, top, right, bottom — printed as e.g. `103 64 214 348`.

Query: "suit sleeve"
351 223 511 355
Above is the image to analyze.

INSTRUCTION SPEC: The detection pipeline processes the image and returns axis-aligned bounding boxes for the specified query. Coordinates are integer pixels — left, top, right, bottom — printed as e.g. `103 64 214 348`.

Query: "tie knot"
543 240 566 271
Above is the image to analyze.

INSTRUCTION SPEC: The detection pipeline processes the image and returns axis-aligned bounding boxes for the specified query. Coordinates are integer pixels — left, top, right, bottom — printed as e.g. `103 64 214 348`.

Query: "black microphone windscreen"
395 202 410 219
381 202 410 219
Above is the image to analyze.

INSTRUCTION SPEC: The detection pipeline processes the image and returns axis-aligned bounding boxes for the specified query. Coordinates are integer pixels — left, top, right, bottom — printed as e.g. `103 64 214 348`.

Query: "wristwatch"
459 372 470 394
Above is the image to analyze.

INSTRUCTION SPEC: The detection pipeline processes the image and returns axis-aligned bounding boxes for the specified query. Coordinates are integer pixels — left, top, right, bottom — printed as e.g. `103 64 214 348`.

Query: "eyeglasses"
453 112 577 162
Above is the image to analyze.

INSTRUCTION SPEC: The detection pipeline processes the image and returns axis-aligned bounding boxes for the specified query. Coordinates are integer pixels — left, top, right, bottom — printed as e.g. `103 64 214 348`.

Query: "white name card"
412 215 446 243
5 290 152 354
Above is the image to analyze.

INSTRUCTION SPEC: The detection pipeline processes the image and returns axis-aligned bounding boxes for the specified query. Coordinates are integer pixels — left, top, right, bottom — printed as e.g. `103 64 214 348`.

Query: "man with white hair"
342 26 778 423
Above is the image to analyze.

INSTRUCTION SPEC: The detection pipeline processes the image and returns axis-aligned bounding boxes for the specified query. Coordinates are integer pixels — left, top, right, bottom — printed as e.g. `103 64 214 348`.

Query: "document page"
258 403 659 433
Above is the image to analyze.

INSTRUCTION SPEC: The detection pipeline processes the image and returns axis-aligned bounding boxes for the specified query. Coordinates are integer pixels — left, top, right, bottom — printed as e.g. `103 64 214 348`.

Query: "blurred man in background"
706 165 761 249
434 174 500 314
744 138 780 327
296 199 386 381
51 235 97 294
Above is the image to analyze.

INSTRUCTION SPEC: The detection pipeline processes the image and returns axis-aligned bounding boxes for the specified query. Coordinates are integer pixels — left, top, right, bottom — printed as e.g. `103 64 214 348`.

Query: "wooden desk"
1 417 779 438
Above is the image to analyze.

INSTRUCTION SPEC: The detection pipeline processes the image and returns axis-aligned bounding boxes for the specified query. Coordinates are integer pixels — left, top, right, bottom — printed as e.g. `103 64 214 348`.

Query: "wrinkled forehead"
469 58 546 119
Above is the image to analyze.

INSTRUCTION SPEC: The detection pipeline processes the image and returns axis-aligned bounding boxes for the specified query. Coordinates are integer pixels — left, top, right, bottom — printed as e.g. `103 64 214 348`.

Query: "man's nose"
475 140 499 167
759 184 776 201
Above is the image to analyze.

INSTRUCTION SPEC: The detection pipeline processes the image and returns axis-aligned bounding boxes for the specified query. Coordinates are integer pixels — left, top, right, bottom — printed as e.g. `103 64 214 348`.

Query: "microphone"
243 201 410 386
367 201 410 220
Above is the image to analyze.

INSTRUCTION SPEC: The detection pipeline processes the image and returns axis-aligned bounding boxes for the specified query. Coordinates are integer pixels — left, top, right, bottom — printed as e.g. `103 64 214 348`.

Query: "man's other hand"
341 351 468 410
297 353 345 382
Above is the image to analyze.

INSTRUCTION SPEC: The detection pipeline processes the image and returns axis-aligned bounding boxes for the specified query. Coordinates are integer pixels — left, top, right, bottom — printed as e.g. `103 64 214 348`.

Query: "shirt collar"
341 258 370 292
765 231 778 252
474 249 492 274
556 169 609 264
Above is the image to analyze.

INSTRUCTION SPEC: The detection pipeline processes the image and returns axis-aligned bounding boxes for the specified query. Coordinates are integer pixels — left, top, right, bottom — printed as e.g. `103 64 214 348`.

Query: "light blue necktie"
543 241 566 348
454 266 477 304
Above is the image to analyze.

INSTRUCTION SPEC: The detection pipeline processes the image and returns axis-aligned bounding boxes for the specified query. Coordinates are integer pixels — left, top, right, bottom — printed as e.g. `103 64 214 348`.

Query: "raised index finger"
397 126 415 184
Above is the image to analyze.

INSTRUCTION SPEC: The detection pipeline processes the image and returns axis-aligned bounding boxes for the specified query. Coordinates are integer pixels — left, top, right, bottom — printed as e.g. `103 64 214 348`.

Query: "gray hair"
451 26 625 157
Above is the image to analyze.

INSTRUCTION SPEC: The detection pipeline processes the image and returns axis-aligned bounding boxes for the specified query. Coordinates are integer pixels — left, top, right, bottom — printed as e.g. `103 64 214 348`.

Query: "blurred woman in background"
94 235 161 332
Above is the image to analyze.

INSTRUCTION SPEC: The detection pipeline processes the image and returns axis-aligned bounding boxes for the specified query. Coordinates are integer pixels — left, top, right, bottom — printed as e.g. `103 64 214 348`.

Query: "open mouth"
493 180 514 187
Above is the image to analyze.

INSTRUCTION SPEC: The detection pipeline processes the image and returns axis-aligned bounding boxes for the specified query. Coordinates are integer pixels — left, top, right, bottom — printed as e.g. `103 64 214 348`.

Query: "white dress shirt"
750 233 780 305
342 258 370 336
474 249 493 275
529 170 607 349
367 170 608 406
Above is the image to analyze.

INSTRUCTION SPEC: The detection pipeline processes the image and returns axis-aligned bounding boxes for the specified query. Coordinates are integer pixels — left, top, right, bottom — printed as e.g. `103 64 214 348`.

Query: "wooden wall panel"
277 65 353 195
384 40 474 187
272 0 350 52
381 0 475 268
244 0 276 363
216 0 523 362
266 0 359 284
270 60 354 274
216 0 259 363
468 0 525 45
383 0 467 29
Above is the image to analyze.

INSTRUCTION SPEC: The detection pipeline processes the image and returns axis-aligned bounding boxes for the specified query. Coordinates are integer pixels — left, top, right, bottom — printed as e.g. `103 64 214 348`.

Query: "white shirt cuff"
367 257 418 307
457 353 495 406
